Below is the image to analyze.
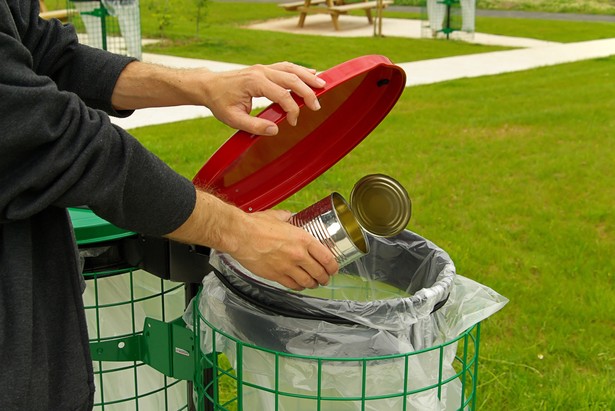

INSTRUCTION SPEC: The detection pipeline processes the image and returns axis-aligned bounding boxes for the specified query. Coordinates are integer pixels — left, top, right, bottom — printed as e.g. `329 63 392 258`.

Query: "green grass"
139 1 511 69
45 1 615 62
132 57 615 410
135 1 614 67
473 16 615 42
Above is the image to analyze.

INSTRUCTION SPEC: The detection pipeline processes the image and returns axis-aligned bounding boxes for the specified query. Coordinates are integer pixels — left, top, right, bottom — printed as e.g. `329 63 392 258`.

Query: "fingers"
230 208 338 291
256 68 325 127
275 274 305 291
205 62 325 136
308 241 339 277
283 231 337 288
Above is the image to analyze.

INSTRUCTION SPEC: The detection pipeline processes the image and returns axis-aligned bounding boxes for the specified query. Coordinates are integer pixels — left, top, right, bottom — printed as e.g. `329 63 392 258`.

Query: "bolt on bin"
184 55 507 410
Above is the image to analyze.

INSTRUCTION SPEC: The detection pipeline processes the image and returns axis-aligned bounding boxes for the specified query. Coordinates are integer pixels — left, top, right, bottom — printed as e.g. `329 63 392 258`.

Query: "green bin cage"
190 291 481 411
70 207 190 410
86 288 482 411
421 0 476 40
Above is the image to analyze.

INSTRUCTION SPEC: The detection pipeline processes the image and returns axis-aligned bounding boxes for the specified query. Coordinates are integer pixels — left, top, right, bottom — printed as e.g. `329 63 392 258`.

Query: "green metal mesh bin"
68 213 506 411
69 0 142 59
183 230 508 411
189 288 481 411
70 207 188 410
421 0 476 40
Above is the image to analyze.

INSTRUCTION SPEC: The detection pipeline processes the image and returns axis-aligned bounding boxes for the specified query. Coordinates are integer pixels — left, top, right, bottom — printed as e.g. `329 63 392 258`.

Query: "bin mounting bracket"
89 317 196 382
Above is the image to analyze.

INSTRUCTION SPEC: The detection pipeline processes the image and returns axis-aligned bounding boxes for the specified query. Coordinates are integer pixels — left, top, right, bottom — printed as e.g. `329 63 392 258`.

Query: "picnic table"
280 0 393 31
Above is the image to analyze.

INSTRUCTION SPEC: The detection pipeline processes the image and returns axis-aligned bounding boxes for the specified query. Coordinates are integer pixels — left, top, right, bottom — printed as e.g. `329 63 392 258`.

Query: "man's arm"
3 0 337 288
109 61 338 289
111 60 326 136
167 191 337 290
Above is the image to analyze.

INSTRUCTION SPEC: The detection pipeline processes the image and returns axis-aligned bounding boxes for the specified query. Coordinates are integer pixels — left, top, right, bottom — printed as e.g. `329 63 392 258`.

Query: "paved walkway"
110 16 615 130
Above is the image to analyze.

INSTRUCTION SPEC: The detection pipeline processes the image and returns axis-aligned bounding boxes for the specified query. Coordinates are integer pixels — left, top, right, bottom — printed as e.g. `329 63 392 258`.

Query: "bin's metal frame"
90 292 481 411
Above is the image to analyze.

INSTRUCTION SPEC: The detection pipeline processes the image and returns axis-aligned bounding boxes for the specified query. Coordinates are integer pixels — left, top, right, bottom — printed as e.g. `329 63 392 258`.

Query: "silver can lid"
349 174 412 237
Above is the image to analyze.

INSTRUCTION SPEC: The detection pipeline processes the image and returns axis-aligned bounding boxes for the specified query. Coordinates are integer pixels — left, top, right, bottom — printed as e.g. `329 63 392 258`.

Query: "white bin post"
424 0 476 39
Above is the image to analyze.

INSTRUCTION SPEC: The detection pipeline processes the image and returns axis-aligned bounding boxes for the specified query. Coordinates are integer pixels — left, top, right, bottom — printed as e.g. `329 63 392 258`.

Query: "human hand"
166 190 338 291
229 209 338 290
199 62 326 136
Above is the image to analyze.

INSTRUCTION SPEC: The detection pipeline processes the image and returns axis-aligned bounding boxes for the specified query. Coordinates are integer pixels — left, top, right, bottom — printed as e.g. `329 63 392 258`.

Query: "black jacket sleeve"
0 0 196 236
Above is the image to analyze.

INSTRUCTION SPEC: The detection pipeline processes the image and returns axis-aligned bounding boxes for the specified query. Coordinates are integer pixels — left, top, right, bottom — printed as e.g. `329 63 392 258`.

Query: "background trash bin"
422 0 476 40
69 0 142 59
186 231 508 410
70 207 188 410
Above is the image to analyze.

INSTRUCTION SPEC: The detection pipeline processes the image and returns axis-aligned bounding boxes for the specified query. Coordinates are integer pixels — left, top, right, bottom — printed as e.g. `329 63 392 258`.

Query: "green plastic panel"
69 207 135 245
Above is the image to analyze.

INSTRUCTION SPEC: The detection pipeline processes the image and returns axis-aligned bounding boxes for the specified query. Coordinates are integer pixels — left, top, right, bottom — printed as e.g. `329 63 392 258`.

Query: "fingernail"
316 78 326 87
313 99 321 111
265 125 278 135
290 117 297 127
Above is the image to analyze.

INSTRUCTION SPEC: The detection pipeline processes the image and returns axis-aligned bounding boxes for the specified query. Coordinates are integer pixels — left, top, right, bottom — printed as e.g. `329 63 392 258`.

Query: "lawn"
136 1 614 66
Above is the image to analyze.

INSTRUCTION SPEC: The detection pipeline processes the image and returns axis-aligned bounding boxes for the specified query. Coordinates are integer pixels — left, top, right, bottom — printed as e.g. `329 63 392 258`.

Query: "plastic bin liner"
208 231 457 342
184 230 507 410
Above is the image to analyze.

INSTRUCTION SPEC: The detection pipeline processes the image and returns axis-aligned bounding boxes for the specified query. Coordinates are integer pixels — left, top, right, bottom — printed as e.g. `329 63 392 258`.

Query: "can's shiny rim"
349 174 412 237
331 192 369 254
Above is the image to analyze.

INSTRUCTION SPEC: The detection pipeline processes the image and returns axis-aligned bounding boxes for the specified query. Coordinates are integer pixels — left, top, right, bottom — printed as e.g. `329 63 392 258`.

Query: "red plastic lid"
192 55 406 212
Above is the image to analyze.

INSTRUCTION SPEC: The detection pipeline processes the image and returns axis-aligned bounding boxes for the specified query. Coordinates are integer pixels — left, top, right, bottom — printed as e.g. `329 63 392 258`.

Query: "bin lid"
192 55 406 212
69 207 135 245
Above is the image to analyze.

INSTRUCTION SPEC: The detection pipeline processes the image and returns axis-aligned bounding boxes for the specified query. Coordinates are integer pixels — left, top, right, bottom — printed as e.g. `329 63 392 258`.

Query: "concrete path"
110 16 615 130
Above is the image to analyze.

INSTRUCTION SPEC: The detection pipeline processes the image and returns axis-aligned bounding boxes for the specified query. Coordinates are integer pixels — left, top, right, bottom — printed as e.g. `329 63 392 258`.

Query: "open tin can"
290 192 368 268
290 174 411 268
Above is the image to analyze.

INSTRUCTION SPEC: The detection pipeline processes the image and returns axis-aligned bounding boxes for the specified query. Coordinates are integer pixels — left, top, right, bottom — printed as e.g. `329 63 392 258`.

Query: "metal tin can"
350 174 411 237
290 192 369 268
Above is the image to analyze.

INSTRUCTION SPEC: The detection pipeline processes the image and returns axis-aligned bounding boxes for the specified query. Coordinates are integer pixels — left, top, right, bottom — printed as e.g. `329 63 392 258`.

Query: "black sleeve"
0 1 196 235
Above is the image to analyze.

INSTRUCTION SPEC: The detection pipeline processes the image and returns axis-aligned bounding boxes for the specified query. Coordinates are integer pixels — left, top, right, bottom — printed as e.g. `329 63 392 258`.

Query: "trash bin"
422 0 476 40
70 207 188 410
186 230 507 411
70 0 142 59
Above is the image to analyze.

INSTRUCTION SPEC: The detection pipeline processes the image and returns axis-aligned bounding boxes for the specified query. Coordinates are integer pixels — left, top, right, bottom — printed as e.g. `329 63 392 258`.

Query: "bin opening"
209 230 455 331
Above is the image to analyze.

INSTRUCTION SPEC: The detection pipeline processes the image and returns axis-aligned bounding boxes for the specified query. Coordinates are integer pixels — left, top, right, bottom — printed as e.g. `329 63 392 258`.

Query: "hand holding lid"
197 62 326 136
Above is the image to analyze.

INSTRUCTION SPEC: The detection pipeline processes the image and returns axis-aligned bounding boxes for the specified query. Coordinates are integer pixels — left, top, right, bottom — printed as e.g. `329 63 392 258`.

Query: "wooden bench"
39 0 70 23
280 0 393 31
